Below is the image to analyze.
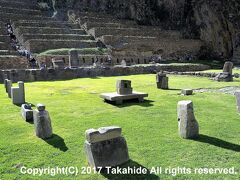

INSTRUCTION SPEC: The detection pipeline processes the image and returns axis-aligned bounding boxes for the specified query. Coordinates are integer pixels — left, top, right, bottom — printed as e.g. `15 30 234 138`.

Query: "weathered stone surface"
116 80 133 95
100 92 148 104
223 61 234 74
33 105 53 139
37 103 46 111
177 100 199 139
181 89 193 96
6 80 12 98
214 72 233 82
4 79 8 93
84 126 129 168
11 81 25 105
86 126 122 143
156 72 168 89
21 104 33 122
69 50 80 67
235 91 240 113
52 59 65 69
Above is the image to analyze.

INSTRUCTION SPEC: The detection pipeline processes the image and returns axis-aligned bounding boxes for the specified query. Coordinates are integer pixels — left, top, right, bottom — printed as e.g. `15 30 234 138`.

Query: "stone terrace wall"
0 64 210 83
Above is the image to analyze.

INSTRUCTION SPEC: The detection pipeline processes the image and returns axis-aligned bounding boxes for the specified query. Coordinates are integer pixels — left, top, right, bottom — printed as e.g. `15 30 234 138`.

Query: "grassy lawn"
0 74 239 179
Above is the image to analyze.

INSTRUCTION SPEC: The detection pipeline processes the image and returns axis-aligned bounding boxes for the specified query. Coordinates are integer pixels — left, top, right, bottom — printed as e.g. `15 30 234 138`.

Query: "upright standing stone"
21 104 33 122
69 50 80 68
223 61 234 74
116 80 133 95
177 100 199 139
4 79 8 93
84 126 129 168
235 91 240 113
11 81 25 105
33 104 53 139
156 72 169 89
214 61 233 82
6 80 12 98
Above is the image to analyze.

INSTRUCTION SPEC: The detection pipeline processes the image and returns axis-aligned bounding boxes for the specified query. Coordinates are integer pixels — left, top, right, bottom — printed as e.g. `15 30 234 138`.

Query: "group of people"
5 22 38 69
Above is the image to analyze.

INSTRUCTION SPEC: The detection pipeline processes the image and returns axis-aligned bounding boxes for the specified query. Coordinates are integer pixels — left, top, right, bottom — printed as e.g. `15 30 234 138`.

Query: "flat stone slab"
100 91 148 104
86 126 122 143
181 89 193 96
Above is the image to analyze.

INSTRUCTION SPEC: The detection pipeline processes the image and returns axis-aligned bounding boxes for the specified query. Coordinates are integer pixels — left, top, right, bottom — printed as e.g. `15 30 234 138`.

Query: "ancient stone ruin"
33 104 53 139
235 91 240 113
11 81 25 105
21 104 33 122
177 100 199 139
100 80 148 104
181 89 193 96
214 61 234 82
84 126 129 168
6 79 12 98
156 72 168 89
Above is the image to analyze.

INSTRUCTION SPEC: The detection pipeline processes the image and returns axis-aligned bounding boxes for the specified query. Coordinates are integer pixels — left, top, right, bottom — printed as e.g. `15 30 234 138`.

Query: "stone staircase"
77 11 203 62
0 0 101 69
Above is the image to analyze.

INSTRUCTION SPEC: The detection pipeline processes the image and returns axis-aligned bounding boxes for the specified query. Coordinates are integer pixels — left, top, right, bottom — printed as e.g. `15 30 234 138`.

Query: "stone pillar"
4 79 8 93
223 61 233 75
116 80 133 95
11 81 25 105
6 80 12 98
33 104 53 139
235 91 240 113
21 104 33 122
156 72 168 89
177 100 199 139
69 50 80 68
84 126 129 168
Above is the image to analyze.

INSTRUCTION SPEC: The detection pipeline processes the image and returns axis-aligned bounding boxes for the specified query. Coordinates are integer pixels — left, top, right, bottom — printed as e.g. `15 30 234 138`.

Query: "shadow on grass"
194 134 240 152
44 134 68 152
101 160 160 180
105 99 154 108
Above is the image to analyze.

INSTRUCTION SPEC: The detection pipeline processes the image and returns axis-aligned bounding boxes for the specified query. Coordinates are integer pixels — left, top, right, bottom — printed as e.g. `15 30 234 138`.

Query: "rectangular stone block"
21 104 33 122
52 59 65 69
181 89 193 96
86 126 122 143
85 136 129 168
177 100 199 139
235 91 240 112
11 81 25 105
7 80 12 98
116 80 133 95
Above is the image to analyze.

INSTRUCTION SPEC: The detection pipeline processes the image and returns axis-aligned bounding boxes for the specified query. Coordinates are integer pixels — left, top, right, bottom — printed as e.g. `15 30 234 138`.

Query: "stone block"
213 72 233 82
52 59 65 69
69 50 80 68
181 89 193 96
86 126 122 143
235 91 240 113
223 61 233 75
177 100 199 139
156 72 168 89
21 104 33 122
4 79 8 93
11 81 25 105
84 126 129 168
6 80 12 98
116 80 133 95
33 104 53 139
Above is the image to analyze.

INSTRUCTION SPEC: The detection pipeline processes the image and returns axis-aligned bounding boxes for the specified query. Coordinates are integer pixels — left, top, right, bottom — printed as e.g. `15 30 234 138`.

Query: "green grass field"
0 74 239 179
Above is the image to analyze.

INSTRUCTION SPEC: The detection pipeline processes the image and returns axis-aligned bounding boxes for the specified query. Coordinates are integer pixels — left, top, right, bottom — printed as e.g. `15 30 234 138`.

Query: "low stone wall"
0 56 28 70
164 71 218 77
0 64 210 83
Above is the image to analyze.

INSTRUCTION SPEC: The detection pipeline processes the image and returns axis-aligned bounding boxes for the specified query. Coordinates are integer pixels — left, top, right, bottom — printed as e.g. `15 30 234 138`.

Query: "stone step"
24 39 98 53
0 35 11 42
15 27 86 38
0 0 37 9
79 16 124 25
0 50 18 55
0 42 10 50
12 21 80 30
77 11 114 19
0 6 41 15
82 22 129 30
89 27 181 39
0 12 51 23
19 34 93 44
